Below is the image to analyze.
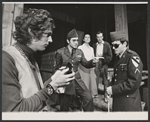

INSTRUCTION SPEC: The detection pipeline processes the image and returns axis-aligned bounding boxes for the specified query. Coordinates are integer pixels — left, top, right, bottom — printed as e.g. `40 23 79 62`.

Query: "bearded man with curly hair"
2 8 75 112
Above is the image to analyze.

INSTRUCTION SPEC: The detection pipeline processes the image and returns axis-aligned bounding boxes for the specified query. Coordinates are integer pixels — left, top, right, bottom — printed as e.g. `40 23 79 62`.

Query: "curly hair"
12 8 55 45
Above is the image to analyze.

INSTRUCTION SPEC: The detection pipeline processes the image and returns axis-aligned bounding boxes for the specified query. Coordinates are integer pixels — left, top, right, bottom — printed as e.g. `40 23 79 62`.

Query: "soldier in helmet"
106 31 143 111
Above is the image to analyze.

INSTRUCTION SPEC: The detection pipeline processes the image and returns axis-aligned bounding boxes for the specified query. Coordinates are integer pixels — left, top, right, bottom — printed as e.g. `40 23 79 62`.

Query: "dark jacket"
55 46 95 95
93 41 112 66
112 49 143 111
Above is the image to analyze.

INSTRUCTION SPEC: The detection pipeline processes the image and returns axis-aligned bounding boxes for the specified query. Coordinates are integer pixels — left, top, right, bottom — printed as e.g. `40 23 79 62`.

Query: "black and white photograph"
2 1 148 120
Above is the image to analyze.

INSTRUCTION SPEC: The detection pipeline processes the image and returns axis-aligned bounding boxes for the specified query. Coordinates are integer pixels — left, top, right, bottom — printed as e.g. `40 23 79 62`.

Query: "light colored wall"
2 3 24 47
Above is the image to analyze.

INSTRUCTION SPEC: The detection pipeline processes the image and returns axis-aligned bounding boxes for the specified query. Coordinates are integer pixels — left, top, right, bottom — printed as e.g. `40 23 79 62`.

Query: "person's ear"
27 28 37 45
67 39 69 44
28 28 35 39
122 41 127 47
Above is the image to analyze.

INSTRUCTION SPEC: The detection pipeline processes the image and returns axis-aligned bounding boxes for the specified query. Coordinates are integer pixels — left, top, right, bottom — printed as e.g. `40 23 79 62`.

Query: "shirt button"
127 95 129 97
115 74 117 76
115 79 117 82
116 69 118 71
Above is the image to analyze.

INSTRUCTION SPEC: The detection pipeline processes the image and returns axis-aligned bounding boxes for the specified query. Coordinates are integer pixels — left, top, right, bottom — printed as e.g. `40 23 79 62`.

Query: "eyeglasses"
112 44 120 49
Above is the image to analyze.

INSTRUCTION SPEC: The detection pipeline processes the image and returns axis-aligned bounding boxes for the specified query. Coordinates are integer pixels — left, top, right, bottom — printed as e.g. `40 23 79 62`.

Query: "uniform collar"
67 45 72 54
114 48 128 68
119 48 128 58
67 45 76 54
65 46 76 59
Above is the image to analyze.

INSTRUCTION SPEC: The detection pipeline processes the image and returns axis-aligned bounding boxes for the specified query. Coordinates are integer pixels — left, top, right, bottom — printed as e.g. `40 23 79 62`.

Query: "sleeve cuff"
36 88 50 101
44 78 52 88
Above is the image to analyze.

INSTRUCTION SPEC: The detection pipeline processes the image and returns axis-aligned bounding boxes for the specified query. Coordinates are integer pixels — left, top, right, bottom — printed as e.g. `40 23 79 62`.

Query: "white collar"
83 43 90 47
96 40 104 45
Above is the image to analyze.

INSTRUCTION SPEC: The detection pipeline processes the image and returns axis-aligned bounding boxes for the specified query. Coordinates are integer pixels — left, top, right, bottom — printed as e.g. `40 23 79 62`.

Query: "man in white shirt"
93 31 112 102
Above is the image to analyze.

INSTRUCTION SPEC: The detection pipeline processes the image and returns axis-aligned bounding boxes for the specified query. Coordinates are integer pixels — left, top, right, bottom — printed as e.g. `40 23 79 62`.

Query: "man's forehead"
96 33 103 37
71 37 78 40
112 40 121 44
85 34 90 37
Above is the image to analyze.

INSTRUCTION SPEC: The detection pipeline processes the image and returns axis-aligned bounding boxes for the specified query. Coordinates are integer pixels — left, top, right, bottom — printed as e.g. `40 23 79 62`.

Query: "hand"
106 86 113 96
50 67 75 90
93 57 99 63
51 66 66 80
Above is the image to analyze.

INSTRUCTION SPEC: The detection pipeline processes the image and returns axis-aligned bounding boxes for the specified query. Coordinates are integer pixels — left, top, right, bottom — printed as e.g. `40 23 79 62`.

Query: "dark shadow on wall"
128 18 148 70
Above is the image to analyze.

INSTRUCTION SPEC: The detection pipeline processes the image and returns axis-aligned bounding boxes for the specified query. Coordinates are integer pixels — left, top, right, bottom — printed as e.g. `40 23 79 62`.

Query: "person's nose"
112 46 116 50
75 41 78 44
48 36 53 43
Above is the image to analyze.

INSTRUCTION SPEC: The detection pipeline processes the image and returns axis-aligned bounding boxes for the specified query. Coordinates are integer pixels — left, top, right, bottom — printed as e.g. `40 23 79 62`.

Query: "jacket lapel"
72 49 77 59
64 46 72 58
114 56 119 68
94 42 105 56
103 42 106 55
93 44 96 56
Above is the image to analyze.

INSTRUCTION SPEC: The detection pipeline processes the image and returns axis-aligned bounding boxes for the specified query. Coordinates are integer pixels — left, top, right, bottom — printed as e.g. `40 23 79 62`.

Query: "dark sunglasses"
112 44 120 49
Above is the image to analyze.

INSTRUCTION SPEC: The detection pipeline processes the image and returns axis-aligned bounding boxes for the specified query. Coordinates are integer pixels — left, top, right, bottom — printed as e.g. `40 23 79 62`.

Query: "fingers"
61 77 74 86
52 67 69 80
59 66 66 70
106 89 109 95
60 72 75 85
66 82 70 85
52 68 75 88
66 76 75 82
106 89 111 98
65 71 75 81
60 67 69 74
65 71 75 77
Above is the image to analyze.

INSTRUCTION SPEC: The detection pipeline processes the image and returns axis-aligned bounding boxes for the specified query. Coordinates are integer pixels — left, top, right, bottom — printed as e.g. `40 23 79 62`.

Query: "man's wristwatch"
46 84 54 95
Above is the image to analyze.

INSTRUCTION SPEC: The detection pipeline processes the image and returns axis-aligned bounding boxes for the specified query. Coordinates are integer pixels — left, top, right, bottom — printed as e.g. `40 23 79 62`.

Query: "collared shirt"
67 45 75 56
96 40 104 57
78 43 94 61
119 48 128 58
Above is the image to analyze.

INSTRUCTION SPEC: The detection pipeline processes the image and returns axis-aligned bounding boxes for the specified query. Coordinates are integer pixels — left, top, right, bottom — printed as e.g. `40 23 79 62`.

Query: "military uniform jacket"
112 49 143 111
55 46 95 95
